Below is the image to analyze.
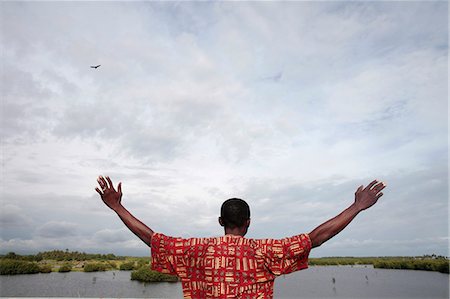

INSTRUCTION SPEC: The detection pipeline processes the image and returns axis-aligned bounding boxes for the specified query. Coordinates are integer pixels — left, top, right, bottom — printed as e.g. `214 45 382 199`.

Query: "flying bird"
261 71 283 82
90 65 101 69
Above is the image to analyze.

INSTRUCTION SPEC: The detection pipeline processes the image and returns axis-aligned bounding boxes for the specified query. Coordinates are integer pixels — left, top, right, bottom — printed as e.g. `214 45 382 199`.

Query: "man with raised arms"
95 176 386 299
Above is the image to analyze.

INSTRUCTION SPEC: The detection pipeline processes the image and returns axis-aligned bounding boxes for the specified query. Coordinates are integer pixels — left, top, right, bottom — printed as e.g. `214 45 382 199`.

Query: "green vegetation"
373 258 449 274
58 263 72 272
0 250 125 262
120 261 137 270
36 250 122 261
1 251 447 277
131 266 178 282
1 252 43 262
39 264 53 273
309 255 449 274
0 259 42 275
108 261 118 269
118 257 149 271
0 251 145 275
309 257 377 266
83 262 108 272
136 257 151 268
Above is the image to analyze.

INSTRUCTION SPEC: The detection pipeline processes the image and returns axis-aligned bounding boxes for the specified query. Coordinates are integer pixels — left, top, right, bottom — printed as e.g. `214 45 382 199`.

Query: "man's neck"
224 227 247 237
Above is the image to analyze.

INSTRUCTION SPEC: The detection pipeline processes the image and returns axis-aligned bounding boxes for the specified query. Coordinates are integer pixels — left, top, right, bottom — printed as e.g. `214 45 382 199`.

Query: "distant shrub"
434 261 449 274
39 264 52 273
3 252 20 260
0 259 41 275
374 258 449 274
131 267 178 282
120 261 136 271
0 252 42 262
33 250 123 262
108 261 117 269
58 263 72 272
84 262 107 272
137 258 150 268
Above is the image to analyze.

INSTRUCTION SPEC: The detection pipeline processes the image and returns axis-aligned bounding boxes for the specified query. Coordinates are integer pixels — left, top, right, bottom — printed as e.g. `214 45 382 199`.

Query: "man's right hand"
96 176 123 211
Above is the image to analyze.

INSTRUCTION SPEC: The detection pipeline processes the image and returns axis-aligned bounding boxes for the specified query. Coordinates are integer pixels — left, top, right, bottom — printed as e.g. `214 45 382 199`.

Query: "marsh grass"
0 259 46 275
309 256 449 274
2 252 447 276
130 266 178 282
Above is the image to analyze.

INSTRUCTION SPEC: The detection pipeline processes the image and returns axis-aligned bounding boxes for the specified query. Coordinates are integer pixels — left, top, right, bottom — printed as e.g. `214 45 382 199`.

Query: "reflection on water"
0 271 183 298
0 266 448 298
274 265 449 298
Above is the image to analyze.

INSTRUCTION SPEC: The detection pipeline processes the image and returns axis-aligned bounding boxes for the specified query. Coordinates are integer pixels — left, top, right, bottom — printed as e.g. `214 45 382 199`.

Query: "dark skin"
96 176 386 248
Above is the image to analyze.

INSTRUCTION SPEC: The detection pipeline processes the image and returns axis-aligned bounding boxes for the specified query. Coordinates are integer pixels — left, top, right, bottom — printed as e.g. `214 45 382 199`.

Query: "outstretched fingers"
97 176 108 189
95 187 103 195
373 181 386 193
105 176 115 191
96 176 122 196
365 179 379 191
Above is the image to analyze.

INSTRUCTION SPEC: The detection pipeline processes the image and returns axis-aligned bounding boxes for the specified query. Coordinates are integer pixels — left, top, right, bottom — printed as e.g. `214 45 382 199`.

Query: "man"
95 176 386 298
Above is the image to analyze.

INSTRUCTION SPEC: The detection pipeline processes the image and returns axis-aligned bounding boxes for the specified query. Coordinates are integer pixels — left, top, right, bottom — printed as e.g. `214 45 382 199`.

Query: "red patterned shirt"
151 233 311 298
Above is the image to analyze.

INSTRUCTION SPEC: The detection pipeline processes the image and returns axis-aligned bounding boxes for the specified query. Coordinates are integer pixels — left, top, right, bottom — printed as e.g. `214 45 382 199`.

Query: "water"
274 265 449 298
0 266 448 298
0 271 183 298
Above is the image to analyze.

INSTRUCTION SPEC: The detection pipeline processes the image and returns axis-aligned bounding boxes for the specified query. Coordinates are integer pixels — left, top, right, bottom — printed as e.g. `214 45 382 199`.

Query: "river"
0 265 448 298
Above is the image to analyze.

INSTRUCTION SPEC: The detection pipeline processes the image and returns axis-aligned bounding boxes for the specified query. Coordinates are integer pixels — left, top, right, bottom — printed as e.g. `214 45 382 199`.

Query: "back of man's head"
220 198 250 229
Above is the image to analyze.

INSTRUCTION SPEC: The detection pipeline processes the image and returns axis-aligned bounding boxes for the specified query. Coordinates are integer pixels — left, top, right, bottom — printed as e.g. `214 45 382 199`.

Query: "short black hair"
220 198 250 229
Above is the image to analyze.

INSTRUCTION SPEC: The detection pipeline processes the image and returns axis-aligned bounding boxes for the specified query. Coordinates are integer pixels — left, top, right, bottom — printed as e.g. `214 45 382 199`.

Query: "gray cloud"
36 221 78 238
1 63 54 142
237 165 448 256
0 205 33 228
93 228 132 244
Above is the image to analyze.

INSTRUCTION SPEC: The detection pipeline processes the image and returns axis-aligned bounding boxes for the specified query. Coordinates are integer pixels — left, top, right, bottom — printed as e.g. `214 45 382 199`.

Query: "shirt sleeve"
262 233 312 276
150 233 189 277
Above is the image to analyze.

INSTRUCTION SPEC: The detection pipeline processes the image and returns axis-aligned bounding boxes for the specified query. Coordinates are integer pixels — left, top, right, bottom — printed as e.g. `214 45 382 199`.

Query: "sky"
0 1 448 258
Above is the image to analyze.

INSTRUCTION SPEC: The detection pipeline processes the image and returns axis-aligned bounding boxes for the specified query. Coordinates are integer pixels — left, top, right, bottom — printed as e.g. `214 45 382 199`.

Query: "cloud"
0 205 33 228
36 221 78 238
0 1 447 257
0 63 54 142
93 228 133 243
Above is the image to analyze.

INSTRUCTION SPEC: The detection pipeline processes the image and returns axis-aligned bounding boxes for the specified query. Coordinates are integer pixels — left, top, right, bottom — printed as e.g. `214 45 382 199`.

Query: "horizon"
2 248 448 259
1 1 448 258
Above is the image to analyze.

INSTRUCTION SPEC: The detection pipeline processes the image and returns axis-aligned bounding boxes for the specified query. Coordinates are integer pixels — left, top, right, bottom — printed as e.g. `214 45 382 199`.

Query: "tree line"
1 252 448 275
1 250 124 262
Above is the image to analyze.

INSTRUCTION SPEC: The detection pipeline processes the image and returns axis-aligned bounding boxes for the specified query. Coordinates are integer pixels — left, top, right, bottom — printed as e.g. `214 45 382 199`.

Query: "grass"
131 266 178 282
1 251 448 277
58 263 72 272
373 258 449 274
0 259 46 275
309 256 449 274
83 262 108 272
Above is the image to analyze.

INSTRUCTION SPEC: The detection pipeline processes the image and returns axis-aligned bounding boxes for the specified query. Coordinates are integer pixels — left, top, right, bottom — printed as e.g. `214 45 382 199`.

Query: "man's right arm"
96 176 154 247
308 180 386 248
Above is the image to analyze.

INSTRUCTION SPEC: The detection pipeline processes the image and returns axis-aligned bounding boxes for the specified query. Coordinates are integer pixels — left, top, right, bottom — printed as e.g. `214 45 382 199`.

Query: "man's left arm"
308 180 386 248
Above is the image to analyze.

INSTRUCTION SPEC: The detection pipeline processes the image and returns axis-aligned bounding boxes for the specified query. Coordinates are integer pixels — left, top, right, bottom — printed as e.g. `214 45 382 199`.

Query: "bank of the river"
0 251 178 282
1 251 448 280
309 256 449 274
